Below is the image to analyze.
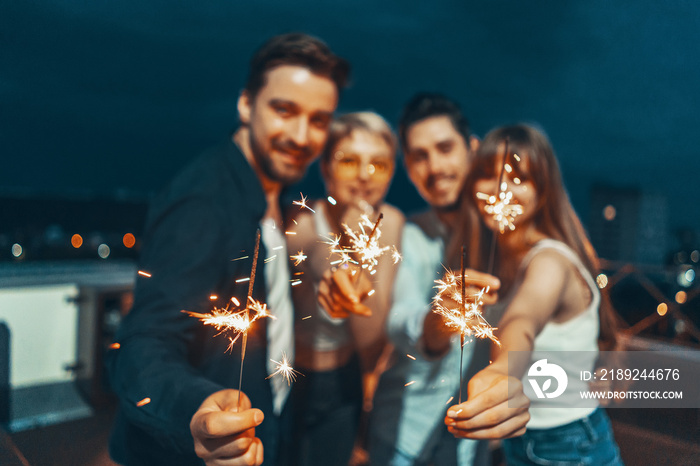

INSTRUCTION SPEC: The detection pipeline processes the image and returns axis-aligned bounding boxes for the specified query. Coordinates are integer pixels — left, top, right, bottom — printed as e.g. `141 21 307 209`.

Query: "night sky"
3 1 699 235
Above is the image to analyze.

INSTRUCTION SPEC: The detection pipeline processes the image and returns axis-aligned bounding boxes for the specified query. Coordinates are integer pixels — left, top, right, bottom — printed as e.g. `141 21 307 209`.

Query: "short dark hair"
245 33 350 97
398 92 471 150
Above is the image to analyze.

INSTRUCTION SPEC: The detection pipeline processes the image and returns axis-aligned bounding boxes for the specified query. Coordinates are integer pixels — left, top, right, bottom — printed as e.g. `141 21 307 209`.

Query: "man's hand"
190 389 264 466
317 264 373 318
444 367 529 439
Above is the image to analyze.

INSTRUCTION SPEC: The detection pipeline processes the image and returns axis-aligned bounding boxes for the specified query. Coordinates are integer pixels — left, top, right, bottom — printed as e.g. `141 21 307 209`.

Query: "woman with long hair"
455 124 623 465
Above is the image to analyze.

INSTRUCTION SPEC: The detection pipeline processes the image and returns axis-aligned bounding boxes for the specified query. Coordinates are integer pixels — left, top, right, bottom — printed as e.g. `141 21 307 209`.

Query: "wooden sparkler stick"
459 246 466 404
237 229 261 410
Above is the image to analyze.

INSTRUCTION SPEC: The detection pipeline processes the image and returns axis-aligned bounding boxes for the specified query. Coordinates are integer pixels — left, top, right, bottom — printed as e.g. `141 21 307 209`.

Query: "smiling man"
106 33 349 466
369 93 528 466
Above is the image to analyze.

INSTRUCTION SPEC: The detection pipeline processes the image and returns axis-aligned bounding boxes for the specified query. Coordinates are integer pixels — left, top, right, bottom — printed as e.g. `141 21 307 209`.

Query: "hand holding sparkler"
318 212 397 319
190 389 264 466
444 366 530 440
318 263 374 318
422 267 500 357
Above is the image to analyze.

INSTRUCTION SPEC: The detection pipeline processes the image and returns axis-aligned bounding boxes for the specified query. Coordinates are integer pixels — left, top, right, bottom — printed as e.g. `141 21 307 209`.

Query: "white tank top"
294 202 350 351
519 239 600 429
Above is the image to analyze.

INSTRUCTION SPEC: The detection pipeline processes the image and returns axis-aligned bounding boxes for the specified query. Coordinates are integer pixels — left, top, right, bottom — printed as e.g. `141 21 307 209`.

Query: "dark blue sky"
2 1 699 234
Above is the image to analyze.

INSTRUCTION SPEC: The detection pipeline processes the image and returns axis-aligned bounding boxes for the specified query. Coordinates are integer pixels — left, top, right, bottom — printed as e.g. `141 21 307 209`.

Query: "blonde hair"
321 111 397 163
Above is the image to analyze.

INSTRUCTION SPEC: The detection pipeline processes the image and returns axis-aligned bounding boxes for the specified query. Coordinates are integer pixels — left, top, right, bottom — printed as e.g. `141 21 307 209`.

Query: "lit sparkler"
475 189 524 234
184 229 268 410
326 213 400 275
433 247 499 403
266 352 303 385
290 250 307 266
293 192 315 213
477 137 524 234
184 296 273 352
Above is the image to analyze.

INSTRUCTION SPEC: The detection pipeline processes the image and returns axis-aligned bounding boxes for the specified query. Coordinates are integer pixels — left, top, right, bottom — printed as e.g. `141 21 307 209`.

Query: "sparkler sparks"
326 213 399 274
293 193 316 213
290 250 307 266
137 270 152 278
477 137 524 234
432 271 499 346
266 353 303 385
183 296 273 352
475 191 524 233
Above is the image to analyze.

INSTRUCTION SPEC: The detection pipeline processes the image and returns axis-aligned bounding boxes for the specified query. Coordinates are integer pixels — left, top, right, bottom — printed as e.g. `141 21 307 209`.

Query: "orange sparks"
109 342 121 349
446 396 454 405
293 193 315 213
136 397 151 407
231 297 240 307
302 315 312 320
406 354 416 360
209 295 218 300
404 381 416 387
285 231 297 235
137 270 152 278
184 296 273 352
290 251 307 266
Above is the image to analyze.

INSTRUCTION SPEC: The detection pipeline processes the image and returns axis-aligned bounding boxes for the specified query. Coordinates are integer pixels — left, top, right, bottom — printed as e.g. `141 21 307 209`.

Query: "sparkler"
237 229 261 409
475 137 524 274
183 229 268 410
184 296 273 351
432 247 500 403
293 192 315 213
266 352 303 385
290 250 307 266
326 212 401 282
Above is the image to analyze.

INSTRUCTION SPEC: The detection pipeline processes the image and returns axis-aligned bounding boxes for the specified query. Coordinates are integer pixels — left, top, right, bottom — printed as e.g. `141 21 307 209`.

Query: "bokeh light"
603 205 616 221
11 243 23 258
98 244 111 259
656 303 668 316
675 291 687 304
123 233 136 248
71 234 83 248
596 273 608 289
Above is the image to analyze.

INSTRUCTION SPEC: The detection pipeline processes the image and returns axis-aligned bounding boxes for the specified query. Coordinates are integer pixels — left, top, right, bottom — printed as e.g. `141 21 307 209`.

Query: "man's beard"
249 134 310 186
434 195 462 213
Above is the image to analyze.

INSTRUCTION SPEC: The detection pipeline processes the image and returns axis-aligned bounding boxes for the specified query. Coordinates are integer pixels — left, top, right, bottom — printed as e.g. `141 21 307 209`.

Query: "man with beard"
320 93 529 465
107 33 349 466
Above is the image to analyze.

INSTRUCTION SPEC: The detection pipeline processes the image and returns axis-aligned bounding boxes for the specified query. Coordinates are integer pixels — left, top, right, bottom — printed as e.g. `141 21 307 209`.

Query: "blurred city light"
675 291 687 304
98 244 111 259
123 233 136 248
656 303 668 316
11 243 23 258
71 234 83 248
603 205 616 221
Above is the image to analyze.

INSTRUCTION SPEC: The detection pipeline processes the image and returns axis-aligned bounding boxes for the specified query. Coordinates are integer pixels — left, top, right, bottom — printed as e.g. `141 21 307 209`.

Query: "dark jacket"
107 138 286 465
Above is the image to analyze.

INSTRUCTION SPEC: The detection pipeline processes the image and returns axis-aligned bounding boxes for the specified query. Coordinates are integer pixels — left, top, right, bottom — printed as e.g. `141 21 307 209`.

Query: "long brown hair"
458 124 618 349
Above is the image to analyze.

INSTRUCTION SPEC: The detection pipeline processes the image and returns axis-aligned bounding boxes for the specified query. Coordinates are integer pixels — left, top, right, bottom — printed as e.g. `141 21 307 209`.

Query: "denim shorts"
501 408 623 465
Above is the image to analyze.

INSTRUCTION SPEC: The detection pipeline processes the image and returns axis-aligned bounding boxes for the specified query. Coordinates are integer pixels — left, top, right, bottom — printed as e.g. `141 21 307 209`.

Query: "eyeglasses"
332 152 393 180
